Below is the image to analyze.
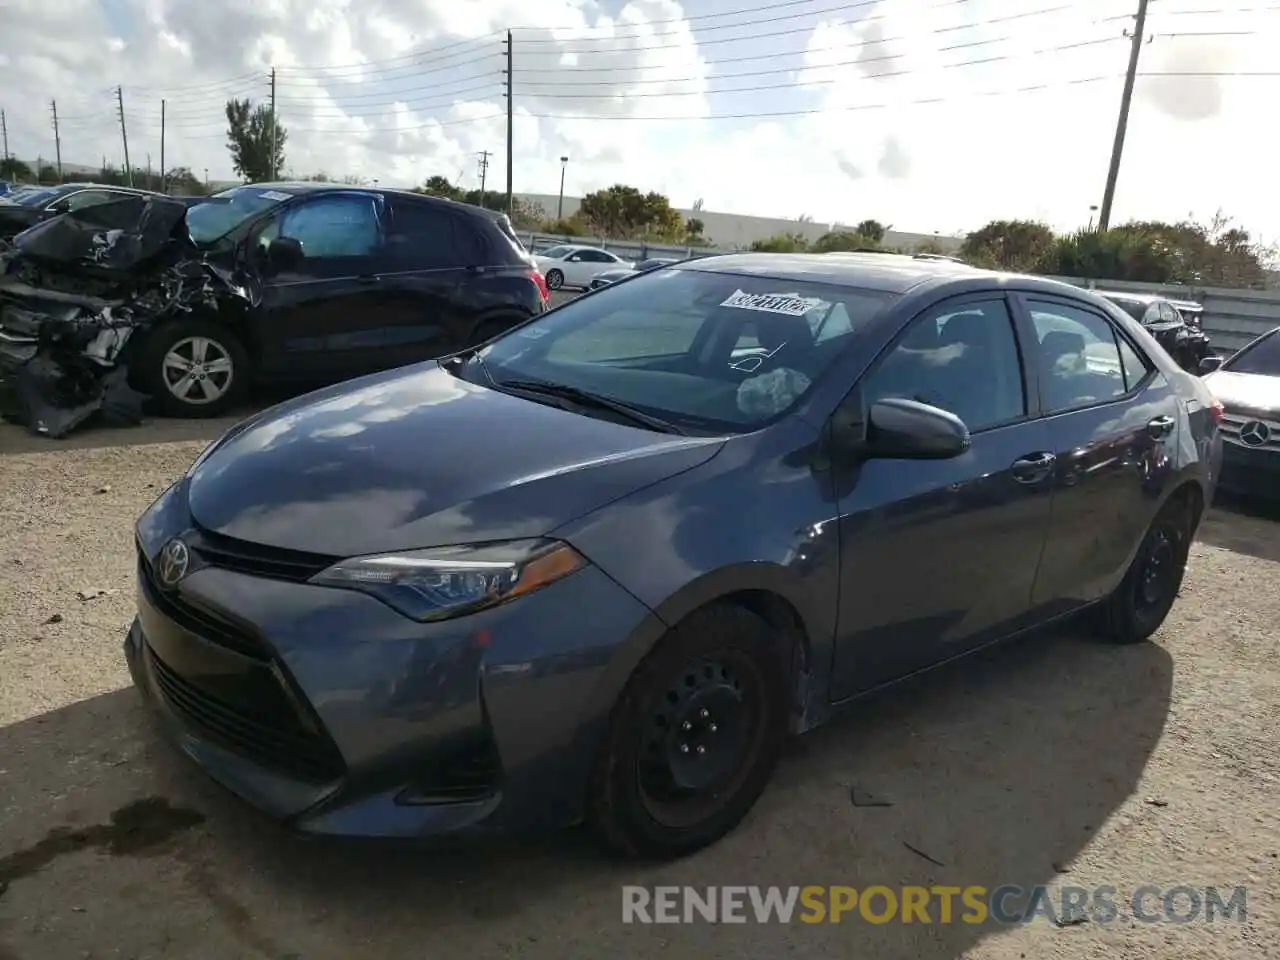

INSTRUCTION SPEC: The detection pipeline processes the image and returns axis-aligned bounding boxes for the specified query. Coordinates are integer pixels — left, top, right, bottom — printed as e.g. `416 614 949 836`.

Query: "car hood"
1204 370 1280 416
186 363 725 557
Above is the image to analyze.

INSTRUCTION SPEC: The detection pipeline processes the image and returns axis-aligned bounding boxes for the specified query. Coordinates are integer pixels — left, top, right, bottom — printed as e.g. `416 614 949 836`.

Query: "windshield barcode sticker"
720 290 824 316
258 190 292 202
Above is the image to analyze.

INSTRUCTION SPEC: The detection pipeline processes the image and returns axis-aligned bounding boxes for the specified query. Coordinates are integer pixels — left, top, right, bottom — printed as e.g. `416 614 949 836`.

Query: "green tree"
579 184 683 240
812 230 878 253
0 157 32 181
37 164 59 184
960 219 1056 272
165 166 203 194
542 216 585 236
510 198 546 230
1121 213 1269 288
417 175 463 199
854 219 887 244
1042 227 1176 283
225 98 287 182
750 232 810 253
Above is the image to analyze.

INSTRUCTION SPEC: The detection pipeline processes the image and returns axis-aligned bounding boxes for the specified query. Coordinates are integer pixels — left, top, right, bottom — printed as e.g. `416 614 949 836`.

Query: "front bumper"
126 494 657 838
1216 440 1280 500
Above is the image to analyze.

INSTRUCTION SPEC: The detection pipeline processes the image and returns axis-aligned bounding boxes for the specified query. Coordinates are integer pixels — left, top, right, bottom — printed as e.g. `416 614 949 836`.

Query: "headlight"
307 538 587 622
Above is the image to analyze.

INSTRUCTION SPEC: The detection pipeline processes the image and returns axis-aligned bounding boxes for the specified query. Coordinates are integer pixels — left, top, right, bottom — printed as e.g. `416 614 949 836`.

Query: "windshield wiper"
439 347 496 387
495 379 685 434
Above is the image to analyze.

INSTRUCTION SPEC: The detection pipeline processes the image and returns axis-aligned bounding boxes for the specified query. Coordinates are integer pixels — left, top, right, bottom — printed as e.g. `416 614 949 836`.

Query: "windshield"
474 267 895 432
185 185 290 244
539 245 574 259
1224 330 1280 377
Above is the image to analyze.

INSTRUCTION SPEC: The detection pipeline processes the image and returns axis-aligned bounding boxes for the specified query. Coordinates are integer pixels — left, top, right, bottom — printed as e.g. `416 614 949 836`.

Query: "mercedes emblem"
1239 420 1271 448
156 537 190 588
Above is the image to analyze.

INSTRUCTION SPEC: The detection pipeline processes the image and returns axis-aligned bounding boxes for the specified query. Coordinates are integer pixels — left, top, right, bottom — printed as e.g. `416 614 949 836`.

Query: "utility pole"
160 99 166 193
50 100 62 181
146 152 152 187
502 31 513 214
116 86 134 187
1 110 9 163
269 68 278 181
477 150 492 207
558 156 568 220
1097 0 1150 232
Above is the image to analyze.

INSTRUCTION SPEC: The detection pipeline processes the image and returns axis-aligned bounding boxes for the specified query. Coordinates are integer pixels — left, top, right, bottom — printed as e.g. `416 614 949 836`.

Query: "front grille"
137 548 268 659
148 646 345 783
1220 413 1280 453
188 525 336 583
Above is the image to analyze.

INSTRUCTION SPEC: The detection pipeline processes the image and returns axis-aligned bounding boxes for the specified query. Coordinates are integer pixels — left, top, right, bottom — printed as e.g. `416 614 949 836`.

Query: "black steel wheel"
1100 492 1196 644
589 604 791 859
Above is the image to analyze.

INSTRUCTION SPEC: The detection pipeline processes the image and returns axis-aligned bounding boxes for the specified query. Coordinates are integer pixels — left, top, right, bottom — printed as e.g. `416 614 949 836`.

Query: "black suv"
1 183 550 421
1094 290 1212 373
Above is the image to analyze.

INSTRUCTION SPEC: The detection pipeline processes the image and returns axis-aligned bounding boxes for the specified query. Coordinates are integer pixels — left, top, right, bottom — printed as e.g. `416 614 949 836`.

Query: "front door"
252 192 390 382
829 294 1056 700
1015 295 1183 613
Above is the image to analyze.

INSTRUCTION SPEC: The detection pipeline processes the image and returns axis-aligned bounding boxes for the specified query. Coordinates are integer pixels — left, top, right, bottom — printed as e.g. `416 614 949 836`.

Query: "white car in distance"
532 244 634 291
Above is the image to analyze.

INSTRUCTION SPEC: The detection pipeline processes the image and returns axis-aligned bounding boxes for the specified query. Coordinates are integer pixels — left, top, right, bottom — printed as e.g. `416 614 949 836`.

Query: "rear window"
478 268 895 431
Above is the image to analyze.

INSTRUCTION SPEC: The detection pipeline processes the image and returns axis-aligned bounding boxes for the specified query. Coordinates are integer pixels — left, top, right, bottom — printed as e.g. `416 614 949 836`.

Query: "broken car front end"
0 195 255 438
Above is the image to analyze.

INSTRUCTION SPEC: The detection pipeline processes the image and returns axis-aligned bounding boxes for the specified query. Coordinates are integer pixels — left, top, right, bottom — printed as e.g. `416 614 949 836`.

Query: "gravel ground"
0 408 1278 960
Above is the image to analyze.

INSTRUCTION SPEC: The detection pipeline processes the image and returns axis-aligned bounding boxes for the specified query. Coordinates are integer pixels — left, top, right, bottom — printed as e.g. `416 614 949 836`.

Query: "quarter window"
1026 301 1130 412
386 201 469 266
863 298 1026 432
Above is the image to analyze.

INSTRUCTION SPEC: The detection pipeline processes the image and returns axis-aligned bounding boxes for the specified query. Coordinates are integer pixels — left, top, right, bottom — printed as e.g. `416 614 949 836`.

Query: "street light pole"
557 156 568 220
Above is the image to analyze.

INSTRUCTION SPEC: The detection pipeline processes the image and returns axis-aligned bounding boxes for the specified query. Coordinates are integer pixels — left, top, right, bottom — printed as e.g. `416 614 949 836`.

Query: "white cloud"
0 0 1276 239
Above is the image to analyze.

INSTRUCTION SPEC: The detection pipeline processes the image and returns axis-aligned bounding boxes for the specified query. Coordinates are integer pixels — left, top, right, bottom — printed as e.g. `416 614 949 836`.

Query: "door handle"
1147 415 1175 439
356 274 380 285
1011 451 1057 484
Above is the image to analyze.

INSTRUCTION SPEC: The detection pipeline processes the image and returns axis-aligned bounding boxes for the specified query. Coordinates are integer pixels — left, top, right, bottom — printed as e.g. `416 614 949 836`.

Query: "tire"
141 318 249 418
546 269 564 291
588 604 792 860
1098 493 1196 644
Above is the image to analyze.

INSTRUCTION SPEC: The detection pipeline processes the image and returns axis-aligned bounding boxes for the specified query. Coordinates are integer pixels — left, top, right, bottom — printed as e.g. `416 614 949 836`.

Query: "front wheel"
588 604 791 859
1099 494 1196 644
546 269 564 291
142 319 249 418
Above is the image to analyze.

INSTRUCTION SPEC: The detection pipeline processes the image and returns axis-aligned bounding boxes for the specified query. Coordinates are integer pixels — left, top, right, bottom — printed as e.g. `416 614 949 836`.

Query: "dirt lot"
1 408 1278 960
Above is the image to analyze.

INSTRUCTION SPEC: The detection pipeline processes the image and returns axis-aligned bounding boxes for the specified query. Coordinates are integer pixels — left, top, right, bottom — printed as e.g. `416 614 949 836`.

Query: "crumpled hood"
1204 370 1280 416
7 194 191 273
187 363 725 557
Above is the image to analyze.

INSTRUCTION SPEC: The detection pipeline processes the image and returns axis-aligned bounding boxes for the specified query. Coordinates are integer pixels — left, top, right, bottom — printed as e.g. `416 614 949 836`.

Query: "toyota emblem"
156 538 190 588
1239 420 1271 448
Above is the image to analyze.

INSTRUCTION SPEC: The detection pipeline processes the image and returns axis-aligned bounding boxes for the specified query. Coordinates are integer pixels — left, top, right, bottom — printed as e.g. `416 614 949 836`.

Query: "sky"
1 0 1277 238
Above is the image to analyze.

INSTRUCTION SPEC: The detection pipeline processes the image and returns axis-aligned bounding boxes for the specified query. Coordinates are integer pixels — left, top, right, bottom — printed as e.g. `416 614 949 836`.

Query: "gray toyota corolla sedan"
126 252 1223 859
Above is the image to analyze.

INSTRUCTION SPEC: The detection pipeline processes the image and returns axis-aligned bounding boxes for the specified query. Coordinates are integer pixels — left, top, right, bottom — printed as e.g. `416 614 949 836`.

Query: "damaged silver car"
0 194 256 437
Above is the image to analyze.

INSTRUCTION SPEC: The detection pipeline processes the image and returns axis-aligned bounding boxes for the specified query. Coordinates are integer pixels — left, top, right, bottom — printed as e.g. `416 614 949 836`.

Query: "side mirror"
1198 355 1223 375
865 398 971 460
267 236 303 269
47 199 71 214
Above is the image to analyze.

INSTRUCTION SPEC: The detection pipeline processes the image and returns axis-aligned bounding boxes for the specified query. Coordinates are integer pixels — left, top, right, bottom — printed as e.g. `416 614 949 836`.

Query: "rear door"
829 293 1057 699
373 197 475 365
252 191 390 381
1013 294 1181 614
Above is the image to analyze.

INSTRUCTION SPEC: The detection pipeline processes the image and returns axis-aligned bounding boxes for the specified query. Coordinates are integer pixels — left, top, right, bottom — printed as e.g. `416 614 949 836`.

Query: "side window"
63 190 115 211
863 298 1026 433
1115 333 1151 391
582 250 612 263
278 194 382 259
385 201 468 267
1026 300 1128 413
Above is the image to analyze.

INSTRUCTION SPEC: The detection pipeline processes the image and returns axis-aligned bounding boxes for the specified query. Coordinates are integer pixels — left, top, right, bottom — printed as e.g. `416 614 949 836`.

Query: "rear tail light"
1210 397 1225 424
529 269 550 304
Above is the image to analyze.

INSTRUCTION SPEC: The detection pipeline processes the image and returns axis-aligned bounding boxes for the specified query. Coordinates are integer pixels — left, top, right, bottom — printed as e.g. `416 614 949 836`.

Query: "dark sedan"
589 257 681 289
125 252 1222 859
1095 290 1212 373
1201 326 1280 500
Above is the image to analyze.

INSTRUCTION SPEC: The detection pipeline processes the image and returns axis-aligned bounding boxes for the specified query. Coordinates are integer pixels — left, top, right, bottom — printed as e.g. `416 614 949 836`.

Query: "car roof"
225 182 507 221
1094 290 1165 305
675 251 988 294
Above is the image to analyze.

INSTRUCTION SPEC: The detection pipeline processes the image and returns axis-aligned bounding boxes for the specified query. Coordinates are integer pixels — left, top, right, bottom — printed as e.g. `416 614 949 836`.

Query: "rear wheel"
588 604 791 859
142 318 249 418
1099 493 1196 644
546 269 564 291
